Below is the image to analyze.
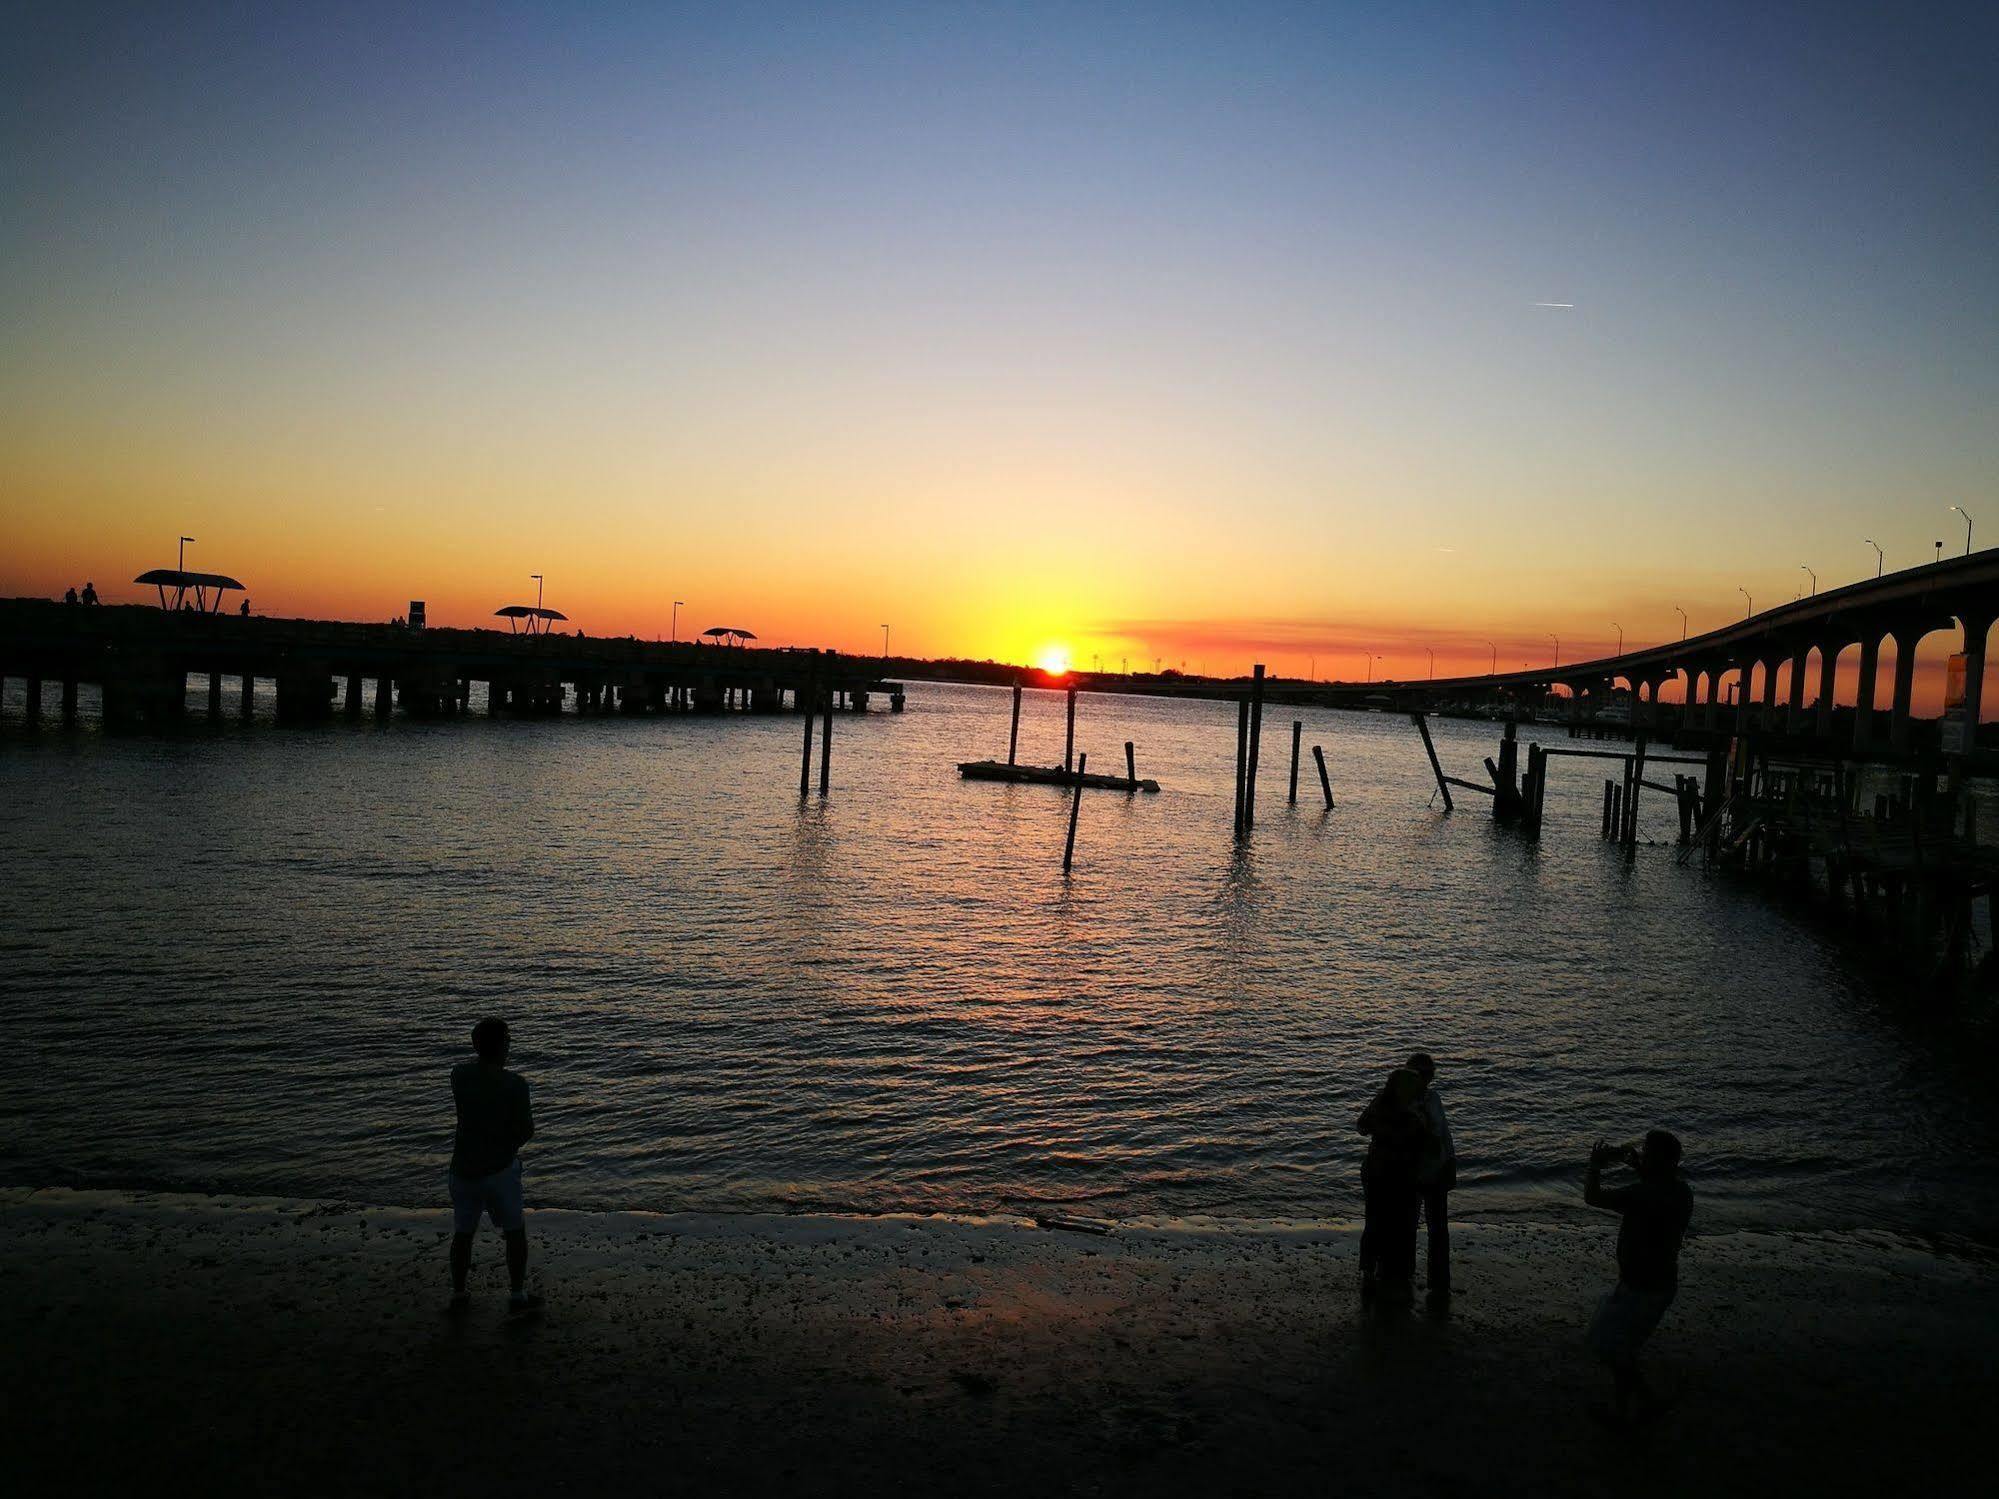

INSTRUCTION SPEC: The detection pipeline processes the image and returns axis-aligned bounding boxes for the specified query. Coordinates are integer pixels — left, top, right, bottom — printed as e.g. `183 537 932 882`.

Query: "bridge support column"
1959 614 1992 747
61 676 78 728
1786 650 1807 733
1759 656 1778 733
345 674 364 717
1889 628 1922 753
23 675 42 729
208 671 223 722
1816 644 1840 737
240 673 255 721
374 675 393 720
1735 663 1756 735
1853 633 1880 750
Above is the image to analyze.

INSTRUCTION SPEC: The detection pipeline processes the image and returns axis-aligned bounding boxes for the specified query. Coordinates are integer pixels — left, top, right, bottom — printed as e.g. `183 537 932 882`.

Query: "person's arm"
513 1079 535 1153
1584 1140 1628 1211
1356 1099 1380 1135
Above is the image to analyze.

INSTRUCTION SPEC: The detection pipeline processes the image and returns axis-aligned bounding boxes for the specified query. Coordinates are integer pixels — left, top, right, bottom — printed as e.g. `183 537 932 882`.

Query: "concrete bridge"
1316 549 1999 757
0 599 903 729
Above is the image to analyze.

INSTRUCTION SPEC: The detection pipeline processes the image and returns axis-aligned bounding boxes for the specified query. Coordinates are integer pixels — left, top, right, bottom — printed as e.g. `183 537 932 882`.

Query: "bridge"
0 599 903 729
1309 549 1999 758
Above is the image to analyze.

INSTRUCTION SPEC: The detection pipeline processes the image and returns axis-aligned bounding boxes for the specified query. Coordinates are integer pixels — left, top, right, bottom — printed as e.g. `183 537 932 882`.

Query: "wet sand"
4 1187 1992 1496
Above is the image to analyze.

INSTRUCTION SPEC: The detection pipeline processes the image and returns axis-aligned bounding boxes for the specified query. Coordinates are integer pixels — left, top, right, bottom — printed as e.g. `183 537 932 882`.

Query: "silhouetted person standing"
81 581 98 604
1409 1052 1456 1301
1584 1130 1691 1425
448 1018 537 1311
1357 1067 1433 1305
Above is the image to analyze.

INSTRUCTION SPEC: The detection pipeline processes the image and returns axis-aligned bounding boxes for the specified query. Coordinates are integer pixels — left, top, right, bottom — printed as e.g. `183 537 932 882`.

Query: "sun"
1037 646 1071 676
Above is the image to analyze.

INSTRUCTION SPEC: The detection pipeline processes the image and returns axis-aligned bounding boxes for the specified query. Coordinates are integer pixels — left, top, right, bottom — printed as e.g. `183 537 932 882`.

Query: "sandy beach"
3 1187 1992 1496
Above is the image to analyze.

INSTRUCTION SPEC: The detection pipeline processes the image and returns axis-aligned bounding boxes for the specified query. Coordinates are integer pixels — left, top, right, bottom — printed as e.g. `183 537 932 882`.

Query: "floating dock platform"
958 759 1159 793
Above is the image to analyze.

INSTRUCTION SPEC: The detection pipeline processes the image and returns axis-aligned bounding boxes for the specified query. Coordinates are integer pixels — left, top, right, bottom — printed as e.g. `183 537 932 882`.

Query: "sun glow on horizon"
1037 646 1072 676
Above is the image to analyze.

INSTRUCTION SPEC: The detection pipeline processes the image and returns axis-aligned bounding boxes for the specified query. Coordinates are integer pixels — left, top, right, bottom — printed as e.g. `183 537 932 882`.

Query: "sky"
3 1 1995 691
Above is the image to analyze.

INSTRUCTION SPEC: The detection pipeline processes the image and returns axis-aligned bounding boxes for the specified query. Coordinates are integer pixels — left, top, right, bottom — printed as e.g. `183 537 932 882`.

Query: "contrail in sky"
1533 301 1576 308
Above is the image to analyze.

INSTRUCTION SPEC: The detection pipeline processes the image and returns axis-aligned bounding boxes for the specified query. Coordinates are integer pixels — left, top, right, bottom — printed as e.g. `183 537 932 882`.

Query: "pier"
0 600 904 730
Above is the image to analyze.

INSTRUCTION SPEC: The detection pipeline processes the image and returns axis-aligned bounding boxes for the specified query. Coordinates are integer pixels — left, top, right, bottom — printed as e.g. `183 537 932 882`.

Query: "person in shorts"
1584 1129 1692 1424
448 1018 537 1311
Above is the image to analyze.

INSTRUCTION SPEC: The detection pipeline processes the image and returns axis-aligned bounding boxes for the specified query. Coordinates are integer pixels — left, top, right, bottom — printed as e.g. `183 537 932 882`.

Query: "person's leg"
450 1232 474 1293
1424 1187 1450 1293
447 1172 480 1302
503 1229 528 1293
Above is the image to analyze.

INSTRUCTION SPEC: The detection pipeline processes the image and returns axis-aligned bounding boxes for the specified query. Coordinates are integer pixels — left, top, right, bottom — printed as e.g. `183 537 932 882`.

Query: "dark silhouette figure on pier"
239 598 249 616
1584 1130 1691 1425
1357 1066 1434 1305
64 586 78 605
81 581 98 605
1409 1052 1456 1302
448 1018 538 1312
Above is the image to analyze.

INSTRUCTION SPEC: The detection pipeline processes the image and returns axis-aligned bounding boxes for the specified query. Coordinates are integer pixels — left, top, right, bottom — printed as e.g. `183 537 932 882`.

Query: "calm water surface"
3 679 1995 1239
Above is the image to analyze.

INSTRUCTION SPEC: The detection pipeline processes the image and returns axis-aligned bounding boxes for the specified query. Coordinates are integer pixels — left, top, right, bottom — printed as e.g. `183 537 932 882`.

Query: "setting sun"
1036 647 1071 676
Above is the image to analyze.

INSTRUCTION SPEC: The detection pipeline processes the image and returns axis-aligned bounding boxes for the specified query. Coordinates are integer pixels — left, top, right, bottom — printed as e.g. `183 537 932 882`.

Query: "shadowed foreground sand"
4 1188 1993 1496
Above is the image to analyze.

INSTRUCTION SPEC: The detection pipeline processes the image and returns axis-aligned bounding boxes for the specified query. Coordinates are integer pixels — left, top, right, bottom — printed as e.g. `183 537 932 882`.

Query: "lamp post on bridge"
1613 622 1623 656
671 600 684 642
1801 564 1816 596
179 535 194 573
1864 539 1883 578
1549 633 1560 669
1952 505 1973 556
1426 647 1435 680
1674 606 1688 640
1739 587 1753 618
881 624 889 660
1483 640 1497 675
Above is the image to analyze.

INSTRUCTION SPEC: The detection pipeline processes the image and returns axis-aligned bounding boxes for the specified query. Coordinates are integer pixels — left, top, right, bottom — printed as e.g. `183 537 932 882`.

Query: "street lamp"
1952 505 1973 556
1739 587 1753 618
179 535 194 572
1549 633 1560 669
1936 540 1944 564
1864 539 1883 578
529 574 544 637
1483 640 1497 675
881 624 889 659
1612 622 1623 656
1800 564 1816 596
1426 647 1435 680
671 600 684 642
1365 654 1383 682
1674 606 1688 640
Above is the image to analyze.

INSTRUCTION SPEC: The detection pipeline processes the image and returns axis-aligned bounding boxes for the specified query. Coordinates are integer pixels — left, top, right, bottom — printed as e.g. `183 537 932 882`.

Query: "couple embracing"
1356 1052 1454 1306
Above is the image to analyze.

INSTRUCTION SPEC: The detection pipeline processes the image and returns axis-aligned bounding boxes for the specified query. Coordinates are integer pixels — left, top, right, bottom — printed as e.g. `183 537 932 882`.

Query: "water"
3 679 1995 1240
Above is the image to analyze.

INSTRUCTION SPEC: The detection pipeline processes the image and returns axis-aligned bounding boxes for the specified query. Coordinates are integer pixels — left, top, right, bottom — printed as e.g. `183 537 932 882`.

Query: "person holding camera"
1583 1130 1692 1425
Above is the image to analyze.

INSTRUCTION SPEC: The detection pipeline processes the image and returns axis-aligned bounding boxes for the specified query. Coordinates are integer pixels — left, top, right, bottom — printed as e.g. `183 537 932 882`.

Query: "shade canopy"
495 605 570 621
135 568 245 591
701 626 757 642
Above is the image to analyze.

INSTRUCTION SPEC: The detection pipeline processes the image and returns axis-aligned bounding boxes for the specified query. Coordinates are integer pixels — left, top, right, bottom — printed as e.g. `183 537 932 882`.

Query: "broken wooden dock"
958 760 1159 793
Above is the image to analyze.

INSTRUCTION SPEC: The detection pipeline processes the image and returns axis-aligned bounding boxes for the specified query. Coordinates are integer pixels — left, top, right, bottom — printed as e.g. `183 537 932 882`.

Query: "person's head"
1407 1052 1436 1088
1382 1067 1425 1110
1638 1129 1682 1178
471 1018 510 1065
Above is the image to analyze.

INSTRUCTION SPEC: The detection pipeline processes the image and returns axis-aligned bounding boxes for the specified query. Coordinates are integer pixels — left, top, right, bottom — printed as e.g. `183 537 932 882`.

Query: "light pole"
1366 654 1383 683
1800 564 1816 596
1674 606 1688 640
1936 540 1944 564
1952 505 1973 556
881 624 889 659
1613 622 1623 656
671 600 684 642
179 535 194 572
1549 633 1560 669
530 574 544 636
1483 640 1497 675
1864 539 1882 578
1426 647 1435 680
1739 587 1753 618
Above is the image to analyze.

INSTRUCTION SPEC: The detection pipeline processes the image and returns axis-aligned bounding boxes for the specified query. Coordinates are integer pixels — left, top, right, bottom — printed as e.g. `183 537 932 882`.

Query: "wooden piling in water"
1063 752 1087 872
1008 682 1022 766
374 675 392 720
1313 744 1334 809
800 685 815 797
1234 698 1249 837
24 675 42 729
1125 740 1136 788
1244 665 1266 831
1063 687 1077 773
61 676 78 728
1288 720 1301 805
240 673 254 720
819 690 833 796
1412 712 1454 813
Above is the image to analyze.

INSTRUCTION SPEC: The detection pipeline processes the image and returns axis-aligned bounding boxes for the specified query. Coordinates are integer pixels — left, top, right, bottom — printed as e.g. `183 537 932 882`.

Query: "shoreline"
7 1185 1994 1495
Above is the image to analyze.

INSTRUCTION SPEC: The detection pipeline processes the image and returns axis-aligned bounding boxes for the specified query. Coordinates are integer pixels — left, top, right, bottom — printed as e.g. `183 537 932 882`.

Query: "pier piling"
1244 665 1266 831
799 685 815 797
61 676 77 728
1063 753 1087 872
1063 687 1077 773
1233 698 1249 837
1288 720 1301 805
1412 713 1454 813
24 676 42 729
1313 744 1334 809
1125 740 1136 788
819 690 833 796
1008 683 1022 766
